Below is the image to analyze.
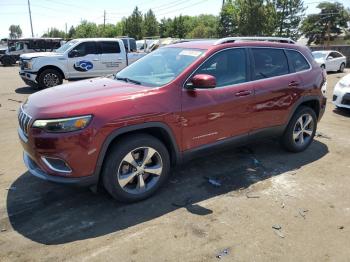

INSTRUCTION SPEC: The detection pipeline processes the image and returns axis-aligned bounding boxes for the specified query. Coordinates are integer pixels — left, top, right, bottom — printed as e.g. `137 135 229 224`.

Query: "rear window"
286 50 310 72
100 41 121 54
252 48 289 80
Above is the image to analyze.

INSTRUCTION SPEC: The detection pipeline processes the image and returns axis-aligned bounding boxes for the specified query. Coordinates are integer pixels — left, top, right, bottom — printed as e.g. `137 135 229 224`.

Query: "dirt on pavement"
0 65 349 262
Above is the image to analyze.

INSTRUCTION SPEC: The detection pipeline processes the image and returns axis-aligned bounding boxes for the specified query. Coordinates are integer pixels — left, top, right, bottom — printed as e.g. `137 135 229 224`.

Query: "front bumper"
19 71 38 87
333 83 350 109
23 151 97 186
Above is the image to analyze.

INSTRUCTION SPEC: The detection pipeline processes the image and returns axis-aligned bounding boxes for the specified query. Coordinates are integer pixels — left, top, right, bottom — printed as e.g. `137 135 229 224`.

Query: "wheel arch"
93 122 181 181
287 96 321 126
37 65 66 80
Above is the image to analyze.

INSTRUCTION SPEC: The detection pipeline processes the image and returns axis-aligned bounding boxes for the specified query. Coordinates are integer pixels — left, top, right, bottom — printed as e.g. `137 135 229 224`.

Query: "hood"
24 77 153 118
339 73 350 85
20 52 63 60
314 57 325 65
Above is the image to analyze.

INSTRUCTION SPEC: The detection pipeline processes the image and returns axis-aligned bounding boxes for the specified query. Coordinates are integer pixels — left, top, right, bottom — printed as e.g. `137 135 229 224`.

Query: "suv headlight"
22 59 33 70
32 115 92 133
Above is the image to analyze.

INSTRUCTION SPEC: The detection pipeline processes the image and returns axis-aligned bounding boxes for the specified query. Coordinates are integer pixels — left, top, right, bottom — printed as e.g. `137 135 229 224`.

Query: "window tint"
196 48 247 87
252 48 289 80
331 52 342 58
100 41 121 54
286 50 310 72
74 42 97 56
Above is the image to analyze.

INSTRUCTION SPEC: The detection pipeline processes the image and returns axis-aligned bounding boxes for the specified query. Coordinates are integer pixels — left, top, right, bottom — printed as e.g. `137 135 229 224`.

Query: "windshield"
312 52 327 59
55 40 78 53
116 47 204 87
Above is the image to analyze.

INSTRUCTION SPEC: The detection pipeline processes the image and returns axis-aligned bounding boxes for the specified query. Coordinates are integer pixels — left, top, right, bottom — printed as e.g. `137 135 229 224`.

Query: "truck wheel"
38 69 63 88
281 106 317 153
102 134 170 202
1 56 13 66
338 63 345 73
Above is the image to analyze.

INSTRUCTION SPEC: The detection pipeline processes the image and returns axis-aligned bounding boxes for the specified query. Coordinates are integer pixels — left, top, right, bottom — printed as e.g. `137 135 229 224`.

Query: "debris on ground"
8 98 22 103
298 208 309 219
315 131 331 140
5 186 16 191
246 191 260 199
172 197 192 207
338 226 344 230
281 202 285 209
208 178 222 187
216 248 229 259
1 228 6 232
272 225 285 238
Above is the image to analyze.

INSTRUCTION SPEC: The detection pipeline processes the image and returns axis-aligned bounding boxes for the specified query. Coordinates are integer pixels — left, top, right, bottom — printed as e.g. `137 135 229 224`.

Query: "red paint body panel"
18 40 326 181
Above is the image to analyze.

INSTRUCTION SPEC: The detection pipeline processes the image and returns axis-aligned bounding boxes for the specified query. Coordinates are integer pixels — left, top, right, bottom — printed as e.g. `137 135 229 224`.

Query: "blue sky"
0 0 350 38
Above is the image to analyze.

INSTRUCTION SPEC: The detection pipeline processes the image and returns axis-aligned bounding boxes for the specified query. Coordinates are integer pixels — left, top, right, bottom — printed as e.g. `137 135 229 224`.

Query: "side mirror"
327 56 333 60
186 74 216 89
69 49 80 58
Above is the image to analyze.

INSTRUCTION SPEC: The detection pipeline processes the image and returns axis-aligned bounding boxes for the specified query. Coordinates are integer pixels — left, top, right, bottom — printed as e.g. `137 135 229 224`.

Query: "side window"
331 52 342 58
252 48 289 80
196 48 247 87
286 50 310 72
72 42 97 57
100 41 121 54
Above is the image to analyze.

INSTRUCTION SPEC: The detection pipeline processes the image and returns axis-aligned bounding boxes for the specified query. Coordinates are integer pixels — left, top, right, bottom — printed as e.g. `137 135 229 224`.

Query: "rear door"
99 41 126 75
181 48 254 150
249 47 300 130
67 41 101 78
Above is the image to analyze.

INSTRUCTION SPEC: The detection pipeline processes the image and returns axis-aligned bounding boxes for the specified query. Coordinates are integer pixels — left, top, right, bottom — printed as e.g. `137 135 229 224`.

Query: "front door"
67 41 101 79
181 48 254 151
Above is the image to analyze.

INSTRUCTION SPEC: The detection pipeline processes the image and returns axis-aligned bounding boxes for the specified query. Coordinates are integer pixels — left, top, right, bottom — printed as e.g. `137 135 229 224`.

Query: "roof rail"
214 36 295 45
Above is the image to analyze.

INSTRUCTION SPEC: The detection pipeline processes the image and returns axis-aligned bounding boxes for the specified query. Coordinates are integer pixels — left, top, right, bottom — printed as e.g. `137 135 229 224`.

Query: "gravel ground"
0 66 349 262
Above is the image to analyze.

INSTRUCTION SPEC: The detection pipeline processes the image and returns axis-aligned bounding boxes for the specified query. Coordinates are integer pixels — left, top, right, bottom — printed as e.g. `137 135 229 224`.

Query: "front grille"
18 106 32 137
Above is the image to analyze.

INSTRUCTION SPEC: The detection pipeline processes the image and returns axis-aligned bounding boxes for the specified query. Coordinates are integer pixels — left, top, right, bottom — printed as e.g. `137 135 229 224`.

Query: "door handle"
92 58 99 61
117 58 123 60
235 90 252 97
288 81 300 87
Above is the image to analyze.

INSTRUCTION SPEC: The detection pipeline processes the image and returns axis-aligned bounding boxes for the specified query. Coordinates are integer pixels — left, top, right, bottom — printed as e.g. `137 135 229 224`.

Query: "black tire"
102 134 171 202
1 56 14 66
37 69 63 88
338 63 345 73
281 106 317 153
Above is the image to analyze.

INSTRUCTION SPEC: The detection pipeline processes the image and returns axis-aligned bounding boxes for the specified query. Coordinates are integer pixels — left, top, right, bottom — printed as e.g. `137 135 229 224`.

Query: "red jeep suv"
18 37 327 202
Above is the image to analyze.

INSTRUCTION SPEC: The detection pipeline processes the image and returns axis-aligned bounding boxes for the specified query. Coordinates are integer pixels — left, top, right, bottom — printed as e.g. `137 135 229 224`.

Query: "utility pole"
222 0 225 9
27 0 34 37
65 23 67 38
103 10 106 29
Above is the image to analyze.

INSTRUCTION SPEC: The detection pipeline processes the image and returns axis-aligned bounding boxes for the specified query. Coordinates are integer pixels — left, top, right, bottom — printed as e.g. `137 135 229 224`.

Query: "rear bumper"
23 151 98 186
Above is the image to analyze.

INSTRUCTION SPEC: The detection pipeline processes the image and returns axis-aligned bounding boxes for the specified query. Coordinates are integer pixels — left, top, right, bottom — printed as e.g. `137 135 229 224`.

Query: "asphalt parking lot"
0 66 349 262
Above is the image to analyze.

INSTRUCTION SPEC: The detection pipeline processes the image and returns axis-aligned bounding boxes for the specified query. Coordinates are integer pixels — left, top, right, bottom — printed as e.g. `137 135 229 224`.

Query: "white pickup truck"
19 38 146 89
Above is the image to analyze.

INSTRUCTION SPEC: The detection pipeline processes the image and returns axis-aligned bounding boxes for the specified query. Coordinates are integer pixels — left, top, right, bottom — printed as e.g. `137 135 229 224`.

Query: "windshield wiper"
116 76 141 85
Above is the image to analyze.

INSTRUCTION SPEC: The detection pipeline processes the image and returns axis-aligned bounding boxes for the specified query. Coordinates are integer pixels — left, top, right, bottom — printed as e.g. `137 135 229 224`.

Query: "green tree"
143 9 159 37
68 26 76 38
125 6 143 39
274 0 305 40
159 18 173 37
74 21 99 37
301 2 350 44
9 25 22 39
42 27 66 38
218 0 236 37
234 0 276 36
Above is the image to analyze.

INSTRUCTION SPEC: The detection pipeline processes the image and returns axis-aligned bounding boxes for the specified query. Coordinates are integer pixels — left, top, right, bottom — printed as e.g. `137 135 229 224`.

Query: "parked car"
19 38 146 89
18 37 327 202
312 50 346 72
0 38 63 66
333 73 350 109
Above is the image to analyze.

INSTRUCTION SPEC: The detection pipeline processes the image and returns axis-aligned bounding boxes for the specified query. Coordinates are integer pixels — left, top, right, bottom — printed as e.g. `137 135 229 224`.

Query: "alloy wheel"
117 147 163 194
293 114 314 146
43 73 60 87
